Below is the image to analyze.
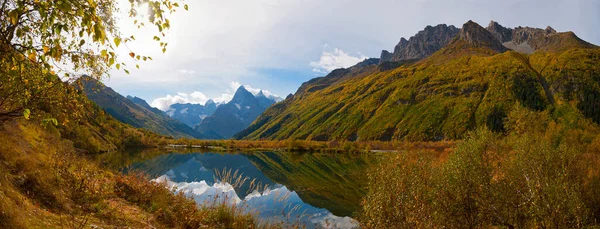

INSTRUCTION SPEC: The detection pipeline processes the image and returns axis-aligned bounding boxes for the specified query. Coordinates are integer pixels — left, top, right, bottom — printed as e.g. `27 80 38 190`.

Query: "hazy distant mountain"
127 95 165 115
77 77 206 139
195 86 279 139
165 100 218 127
235 20 599 141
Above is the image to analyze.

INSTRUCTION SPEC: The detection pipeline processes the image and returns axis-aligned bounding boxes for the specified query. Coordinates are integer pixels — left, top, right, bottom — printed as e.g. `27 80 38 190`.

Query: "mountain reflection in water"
122 152 380 228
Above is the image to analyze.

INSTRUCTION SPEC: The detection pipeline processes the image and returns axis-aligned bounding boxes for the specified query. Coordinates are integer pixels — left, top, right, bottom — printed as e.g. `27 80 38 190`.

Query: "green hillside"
237 21 599 141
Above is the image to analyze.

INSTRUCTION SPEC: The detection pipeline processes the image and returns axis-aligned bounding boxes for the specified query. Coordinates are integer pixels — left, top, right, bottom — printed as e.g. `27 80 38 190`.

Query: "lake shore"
160 139 457 154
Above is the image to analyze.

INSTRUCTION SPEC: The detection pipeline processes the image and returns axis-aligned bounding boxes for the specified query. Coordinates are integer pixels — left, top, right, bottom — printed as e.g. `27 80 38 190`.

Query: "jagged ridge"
380 24 459 63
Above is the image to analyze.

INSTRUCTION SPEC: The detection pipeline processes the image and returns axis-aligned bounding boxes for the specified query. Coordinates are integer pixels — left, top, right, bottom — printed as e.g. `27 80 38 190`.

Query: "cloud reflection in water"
152 175 358 229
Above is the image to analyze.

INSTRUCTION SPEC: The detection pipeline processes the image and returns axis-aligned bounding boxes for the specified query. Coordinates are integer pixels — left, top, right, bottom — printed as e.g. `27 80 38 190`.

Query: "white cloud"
212 93 234 104
179 69 196 75
106 0 600 101
151 91 210 111
229 81 242 91
309 48 368 74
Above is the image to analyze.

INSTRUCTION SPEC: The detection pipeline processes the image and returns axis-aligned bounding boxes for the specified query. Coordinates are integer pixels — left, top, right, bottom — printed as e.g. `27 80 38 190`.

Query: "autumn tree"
0 0 187 121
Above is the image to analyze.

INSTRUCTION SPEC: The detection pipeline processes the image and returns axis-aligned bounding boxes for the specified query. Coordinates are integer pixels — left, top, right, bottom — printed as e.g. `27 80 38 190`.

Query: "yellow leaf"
28 52 36 61
114 37 121 47
8 10 19 25
43 46 50 54
23 109 30 120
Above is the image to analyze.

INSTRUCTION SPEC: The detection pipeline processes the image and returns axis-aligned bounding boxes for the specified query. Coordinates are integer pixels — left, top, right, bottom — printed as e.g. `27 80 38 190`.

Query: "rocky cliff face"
484 20 574 53
380 20 590 62
458 20 508 53
380 24 459 63
486 20 515 43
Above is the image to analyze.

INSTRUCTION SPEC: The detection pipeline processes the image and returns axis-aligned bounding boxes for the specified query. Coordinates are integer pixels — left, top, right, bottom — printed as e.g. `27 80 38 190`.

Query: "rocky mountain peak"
458 20 508 53
380 50 393 62
545 26 557 34
380 23 459 63
205 99 216 107
195 86 277 139
486 20 513 42
483 21 574 53
398 37 409 48
256 90 265 98
231 86 255 104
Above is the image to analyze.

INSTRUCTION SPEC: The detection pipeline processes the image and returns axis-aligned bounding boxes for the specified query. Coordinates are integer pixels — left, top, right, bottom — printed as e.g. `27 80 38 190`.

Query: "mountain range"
164 100 218 127
195 86 279 139
78 76 280 140
235 20 599 141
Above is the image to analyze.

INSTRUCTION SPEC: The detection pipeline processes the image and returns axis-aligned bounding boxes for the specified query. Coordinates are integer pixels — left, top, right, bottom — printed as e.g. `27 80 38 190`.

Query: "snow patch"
166 108 175 117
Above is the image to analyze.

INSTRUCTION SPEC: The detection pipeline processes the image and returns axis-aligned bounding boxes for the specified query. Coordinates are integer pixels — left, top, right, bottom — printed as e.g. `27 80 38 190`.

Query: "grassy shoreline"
161 138 457 154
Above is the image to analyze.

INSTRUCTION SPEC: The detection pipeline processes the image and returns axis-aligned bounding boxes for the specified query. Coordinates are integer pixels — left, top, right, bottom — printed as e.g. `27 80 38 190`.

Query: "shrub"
359 125 600 228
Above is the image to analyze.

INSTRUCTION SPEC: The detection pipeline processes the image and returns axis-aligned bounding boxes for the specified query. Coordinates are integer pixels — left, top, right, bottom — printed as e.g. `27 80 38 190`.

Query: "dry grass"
0 119 260 228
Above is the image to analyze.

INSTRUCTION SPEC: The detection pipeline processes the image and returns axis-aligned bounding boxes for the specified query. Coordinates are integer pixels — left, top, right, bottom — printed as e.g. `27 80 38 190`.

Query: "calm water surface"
104 150 381 228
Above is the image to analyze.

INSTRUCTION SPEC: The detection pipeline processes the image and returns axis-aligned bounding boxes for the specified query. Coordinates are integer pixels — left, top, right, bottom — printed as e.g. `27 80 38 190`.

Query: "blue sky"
105 0 600 110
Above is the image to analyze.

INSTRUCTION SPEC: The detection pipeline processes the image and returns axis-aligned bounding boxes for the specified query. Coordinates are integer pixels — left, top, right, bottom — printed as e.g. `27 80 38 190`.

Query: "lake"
101 150 382 228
